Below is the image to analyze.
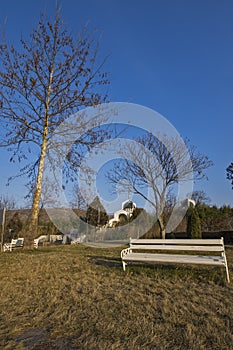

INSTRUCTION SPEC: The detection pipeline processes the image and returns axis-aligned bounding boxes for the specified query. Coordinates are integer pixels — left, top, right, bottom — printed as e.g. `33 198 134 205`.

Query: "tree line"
2 194 233 243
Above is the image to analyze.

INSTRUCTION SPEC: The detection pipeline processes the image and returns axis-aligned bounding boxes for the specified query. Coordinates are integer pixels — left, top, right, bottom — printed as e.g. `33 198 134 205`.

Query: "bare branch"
106 133 213 238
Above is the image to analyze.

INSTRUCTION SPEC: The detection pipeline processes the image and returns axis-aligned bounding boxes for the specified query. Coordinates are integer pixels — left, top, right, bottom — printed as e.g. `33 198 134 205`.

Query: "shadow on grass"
89 254 228 285
15 327 77 350
89 254 199 273
88 255 122 268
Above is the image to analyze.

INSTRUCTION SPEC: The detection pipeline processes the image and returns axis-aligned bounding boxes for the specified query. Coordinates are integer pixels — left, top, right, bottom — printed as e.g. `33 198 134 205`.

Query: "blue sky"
0 0 233 207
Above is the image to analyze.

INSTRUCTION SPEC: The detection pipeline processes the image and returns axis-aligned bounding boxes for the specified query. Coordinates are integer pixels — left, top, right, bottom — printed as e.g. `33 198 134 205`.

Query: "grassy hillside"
5 208 86 226
0 245 233 350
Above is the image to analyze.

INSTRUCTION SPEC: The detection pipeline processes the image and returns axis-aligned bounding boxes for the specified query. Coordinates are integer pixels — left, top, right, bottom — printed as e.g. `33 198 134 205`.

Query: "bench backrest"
10 239 18 246
129 238 225 253
12 238 24 248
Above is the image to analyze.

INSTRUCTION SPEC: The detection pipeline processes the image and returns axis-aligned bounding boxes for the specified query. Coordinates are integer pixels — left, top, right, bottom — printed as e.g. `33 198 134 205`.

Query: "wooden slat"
130 238 223 245
130 245 223 252
122 253 225 266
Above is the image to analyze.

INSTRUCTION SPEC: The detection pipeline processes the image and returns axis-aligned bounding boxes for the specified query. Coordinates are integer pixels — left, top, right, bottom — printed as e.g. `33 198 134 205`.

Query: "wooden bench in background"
121 238 230 283
3 238 24 252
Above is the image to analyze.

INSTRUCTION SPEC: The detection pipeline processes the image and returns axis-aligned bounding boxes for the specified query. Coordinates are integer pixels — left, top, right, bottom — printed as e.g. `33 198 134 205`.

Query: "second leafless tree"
107 133 213 238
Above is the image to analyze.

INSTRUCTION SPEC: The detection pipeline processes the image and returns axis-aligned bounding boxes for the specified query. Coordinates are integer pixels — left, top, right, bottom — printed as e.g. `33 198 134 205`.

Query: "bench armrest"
121 247 132 259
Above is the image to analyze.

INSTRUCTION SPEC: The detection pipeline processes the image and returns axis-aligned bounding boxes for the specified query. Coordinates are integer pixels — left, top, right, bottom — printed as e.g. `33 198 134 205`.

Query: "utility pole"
0 208 6 252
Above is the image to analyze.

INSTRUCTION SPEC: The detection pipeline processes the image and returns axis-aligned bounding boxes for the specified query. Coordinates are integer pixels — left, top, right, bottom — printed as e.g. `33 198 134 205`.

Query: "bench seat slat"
130 245 223 252
122 253 225 266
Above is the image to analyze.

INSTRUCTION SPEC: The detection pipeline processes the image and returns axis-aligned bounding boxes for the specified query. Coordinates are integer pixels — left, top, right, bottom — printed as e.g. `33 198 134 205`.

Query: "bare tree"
190 190 211 206
0 8 109 238
71 184 88 211
107 133 212 238
0 194 16 210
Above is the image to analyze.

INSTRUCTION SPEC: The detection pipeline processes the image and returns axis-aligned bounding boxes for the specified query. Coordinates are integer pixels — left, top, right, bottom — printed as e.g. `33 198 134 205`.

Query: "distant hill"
6 208 86 224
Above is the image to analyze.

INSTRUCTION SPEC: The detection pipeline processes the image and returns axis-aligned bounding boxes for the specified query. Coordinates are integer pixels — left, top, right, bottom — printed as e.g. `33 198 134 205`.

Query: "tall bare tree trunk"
28 67 53 242
158 215 166 239
29 132 48 239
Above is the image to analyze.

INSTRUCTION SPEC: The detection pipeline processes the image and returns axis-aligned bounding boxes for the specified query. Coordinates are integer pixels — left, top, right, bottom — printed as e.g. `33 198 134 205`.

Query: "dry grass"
0 244 233 350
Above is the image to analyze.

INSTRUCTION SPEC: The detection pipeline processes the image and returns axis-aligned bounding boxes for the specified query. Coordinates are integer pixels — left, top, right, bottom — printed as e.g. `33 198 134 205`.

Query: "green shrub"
186 207 202 239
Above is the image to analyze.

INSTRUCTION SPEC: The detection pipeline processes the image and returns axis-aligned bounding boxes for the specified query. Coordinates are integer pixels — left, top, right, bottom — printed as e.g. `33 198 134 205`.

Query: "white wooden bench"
3 238 24 252
121 238 230 283
33 234 64 248
33 235 49 249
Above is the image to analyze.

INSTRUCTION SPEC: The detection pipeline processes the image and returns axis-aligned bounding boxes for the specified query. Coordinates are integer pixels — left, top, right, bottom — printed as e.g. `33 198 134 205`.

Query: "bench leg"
222 251 230 283
122 261 126 271
225 261 230 283
3 244 11 252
